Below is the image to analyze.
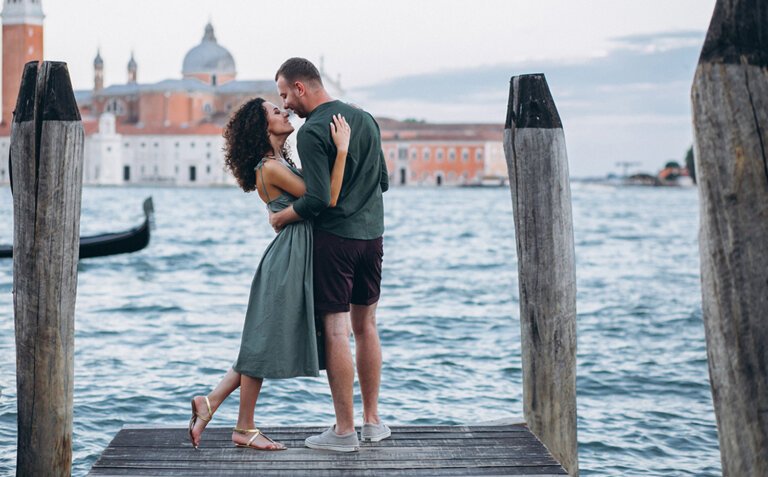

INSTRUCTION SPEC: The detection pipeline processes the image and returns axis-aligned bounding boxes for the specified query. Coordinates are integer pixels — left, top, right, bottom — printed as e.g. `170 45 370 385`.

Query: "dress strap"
256 159 271 203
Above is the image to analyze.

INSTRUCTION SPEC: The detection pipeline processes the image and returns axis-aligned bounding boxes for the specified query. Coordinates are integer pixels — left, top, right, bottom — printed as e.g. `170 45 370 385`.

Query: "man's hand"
269 205 302 233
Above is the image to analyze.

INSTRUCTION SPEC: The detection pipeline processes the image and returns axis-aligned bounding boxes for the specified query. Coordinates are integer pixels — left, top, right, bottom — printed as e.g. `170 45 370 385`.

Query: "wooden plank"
503 74 578 476
91 469 566 477
88 425 567 476
120 424 532 433
97 447 558 462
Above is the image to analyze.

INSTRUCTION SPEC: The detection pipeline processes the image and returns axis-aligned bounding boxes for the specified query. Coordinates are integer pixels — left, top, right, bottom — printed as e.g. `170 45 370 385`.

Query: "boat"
0 197 154 259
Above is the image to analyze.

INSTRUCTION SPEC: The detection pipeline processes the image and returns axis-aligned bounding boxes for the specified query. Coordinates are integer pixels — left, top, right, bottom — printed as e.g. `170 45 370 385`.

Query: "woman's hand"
330 114 351 154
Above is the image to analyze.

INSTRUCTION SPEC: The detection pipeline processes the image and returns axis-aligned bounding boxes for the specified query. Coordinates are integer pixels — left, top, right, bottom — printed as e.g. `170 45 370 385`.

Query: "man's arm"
293 127 332 218
379 149 389 193
269 204 302 232
270 127 331 233
370 114 389 193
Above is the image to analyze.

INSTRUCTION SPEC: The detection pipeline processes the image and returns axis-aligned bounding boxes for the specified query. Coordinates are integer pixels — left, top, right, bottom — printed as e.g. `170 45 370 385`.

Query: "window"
123 166 130 182
462 149 469 162
124 142 130 148
154 142 159 148
389 150 395 160
476 149 483 162
175 142 180 148
423 149 430 161
410 149 417 161
436 149 444 162
106 146 112 152
449 149 456 162
206 165 211 174
398 147 408 160
140 142 146 148
189 166 197 182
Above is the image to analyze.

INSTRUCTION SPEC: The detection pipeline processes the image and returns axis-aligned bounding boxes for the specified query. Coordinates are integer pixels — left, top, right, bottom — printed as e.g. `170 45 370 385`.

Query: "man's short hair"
275 57 323 85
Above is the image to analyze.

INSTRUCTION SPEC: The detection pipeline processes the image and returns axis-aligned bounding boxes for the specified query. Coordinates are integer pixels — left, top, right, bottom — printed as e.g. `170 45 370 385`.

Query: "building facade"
379 119 504 187
0 1 506 188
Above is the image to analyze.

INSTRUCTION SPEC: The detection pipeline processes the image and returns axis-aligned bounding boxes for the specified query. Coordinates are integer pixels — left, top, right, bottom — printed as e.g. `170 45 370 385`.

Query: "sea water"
0 184 720 476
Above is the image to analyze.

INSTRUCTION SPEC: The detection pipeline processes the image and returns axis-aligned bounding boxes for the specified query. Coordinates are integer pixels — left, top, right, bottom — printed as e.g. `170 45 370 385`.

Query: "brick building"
0 0 506 187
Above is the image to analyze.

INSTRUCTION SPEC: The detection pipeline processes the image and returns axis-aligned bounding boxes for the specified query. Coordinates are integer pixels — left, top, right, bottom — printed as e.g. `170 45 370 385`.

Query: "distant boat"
0 197 154 259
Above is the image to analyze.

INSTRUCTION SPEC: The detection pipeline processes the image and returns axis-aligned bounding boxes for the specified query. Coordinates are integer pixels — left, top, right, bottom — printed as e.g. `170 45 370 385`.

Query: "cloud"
351 30 703 119
349 30 706 176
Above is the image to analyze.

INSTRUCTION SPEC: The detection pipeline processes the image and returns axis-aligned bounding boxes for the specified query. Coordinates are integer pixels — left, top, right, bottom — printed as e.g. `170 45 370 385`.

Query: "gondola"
0 197 154 259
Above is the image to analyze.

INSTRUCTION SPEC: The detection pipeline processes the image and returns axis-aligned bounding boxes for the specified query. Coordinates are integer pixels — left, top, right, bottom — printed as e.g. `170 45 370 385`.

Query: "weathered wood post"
691 1 768 475
503 74 578 476
12 61 83 476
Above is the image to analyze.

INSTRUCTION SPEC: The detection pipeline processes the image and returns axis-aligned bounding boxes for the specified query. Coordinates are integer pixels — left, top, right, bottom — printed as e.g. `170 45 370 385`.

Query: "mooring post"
691 1 768 475
12 61 84 476
503 74 578 476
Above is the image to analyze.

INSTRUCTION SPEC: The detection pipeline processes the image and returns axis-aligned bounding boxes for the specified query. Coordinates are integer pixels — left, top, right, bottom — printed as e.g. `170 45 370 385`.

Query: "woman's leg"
191 368 241 447
232 375 284 449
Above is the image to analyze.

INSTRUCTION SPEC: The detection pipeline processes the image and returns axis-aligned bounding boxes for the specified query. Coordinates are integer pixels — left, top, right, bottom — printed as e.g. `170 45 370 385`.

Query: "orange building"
378 119 504 186
1 0 44 127
0 3 507 187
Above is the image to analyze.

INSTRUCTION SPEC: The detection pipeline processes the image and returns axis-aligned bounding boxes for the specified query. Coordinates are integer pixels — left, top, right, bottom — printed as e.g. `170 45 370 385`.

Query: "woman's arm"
329 114 351 207
261 159 306 199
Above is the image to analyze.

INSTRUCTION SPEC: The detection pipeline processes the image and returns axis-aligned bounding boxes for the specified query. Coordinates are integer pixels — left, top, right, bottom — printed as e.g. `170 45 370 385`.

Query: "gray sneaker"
361 422 391 442
305 425 360 452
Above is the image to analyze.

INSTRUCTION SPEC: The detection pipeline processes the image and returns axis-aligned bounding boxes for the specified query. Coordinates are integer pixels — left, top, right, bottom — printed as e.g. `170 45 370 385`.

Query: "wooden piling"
691 1 768 475
503 74 578 476
12 61 84 476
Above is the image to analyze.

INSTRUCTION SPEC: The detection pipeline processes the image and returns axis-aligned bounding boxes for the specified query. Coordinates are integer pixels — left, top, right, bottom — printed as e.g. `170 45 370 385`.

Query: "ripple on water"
0 185 719 476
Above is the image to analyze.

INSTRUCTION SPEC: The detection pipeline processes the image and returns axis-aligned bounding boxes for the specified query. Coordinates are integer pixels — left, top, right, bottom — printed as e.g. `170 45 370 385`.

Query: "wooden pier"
87 424 567 476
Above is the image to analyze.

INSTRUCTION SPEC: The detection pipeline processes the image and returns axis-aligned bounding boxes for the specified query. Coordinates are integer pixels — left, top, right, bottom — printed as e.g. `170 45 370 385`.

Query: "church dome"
182 23 236 78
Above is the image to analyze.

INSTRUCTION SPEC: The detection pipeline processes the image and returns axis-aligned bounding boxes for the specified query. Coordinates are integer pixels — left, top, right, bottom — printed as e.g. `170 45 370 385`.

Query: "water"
0 184 720 476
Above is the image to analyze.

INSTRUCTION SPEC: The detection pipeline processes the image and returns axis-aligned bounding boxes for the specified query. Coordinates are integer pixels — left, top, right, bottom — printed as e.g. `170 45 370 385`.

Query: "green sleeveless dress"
232 158 320 378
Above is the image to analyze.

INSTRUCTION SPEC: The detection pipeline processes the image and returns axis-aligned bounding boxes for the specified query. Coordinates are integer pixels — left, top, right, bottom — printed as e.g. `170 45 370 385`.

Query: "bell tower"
94 48 104 91
1 0 44 126
127 51 137 84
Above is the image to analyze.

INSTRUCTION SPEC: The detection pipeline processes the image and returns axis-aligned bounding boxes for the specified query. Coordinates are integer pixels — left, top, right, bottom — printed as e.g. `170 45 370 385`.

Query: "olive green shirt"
293 100 389 240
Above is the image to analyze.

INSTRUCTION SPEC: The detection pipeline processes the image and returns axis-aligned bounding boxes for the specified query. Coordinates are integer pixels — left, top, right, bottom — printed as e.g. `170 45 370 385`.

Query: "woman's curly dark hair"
223 97 295 192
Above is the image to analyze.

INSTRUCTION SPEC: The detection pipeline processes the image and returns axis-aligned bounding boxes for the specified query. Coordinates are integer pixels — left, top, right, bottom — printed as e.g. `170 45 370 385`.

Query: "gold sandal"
233 427 286 451
188 396 214 449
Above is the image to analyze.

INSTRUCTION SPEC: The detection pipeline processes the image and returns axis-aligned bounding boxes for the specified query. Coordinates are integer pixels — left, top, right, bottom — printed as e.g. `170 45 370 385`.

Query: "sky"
33 0 719 177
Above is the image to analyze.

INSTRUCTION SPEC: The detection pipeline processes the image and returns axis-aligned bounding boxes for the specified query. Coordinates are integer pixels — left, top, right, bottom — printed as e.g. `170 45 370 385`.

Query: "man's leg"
324 311 356 435
351 302 382 425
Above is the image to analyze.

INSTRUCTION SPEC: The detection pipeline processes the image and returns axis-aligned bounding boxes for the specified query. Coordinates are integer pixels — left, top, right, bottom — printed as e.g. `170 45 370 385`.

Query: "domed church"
78 22 282 133
68 22 344 186
0 3 503 189
182 22 236 86
0 1 347 188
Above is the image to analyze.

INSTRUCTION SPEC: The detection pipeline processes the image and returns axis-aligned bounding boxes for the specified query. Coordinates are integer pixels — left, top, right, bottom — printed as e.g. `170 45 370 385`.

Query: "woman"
188 97 350 450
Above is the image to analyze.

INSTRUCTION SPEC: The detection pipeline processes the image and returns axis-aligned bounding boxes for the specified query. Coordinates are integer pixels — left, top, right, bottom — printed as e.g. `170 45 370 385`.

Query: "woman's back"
255 158 303 213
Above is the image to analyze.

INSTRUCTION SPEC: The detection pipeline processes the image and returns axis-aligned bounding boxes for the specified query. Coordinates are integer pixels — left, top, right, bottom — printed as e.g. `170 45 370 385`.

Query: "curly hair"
223 97 295 192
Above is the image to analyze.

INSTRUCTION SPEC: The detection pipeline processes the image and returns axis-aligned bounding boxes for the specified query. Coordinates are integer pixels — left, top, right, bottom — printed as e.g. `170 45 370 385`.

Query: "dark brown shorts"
313 228 383 314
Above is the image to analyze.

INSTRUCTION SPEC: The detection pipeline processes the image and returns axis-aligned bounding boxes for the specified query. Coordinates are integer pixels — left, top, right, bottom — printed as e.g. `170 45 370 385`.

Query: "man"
271 57 390 452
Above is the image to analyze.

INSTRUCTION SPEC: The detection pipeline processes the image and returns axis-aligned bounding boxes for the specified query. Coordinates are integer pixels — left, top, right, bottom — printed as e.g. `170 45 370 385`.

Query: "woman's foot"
232 427 286 450
189 395 215 448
